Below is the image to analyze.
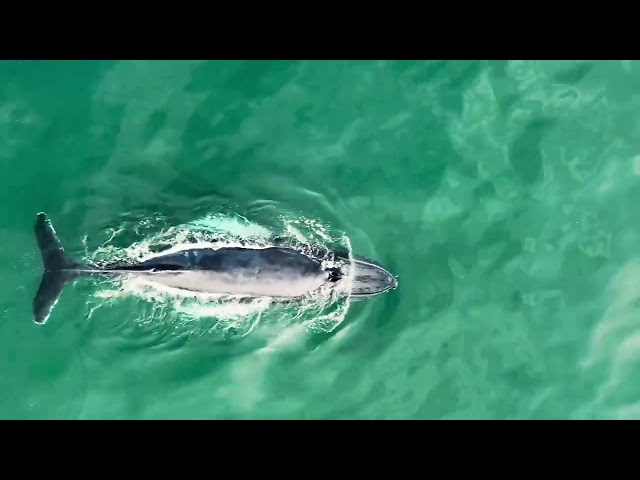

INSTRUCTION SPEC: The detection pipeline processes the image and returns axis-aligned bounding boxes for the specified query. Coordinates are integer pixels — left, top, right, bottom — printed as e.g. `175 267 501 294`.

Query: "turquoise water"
2 60 640 419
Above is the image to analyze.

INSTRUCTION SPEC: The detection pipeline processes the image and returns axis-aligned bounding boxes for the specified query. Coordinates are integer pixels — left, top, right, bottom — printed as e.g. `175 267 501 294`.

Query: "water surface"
1 60 639 419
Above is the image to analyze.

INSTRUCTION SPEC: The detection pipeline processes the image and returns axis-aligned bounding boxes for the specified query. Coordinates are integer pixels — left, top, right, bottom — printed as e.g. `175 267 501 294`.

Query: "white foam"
85 211 354 338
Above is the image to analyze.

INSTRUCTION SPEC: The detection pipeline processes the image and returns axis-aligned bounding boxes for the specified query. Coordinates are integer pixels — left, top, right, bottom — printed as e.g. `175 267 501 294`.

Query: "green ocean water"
2 59 640 419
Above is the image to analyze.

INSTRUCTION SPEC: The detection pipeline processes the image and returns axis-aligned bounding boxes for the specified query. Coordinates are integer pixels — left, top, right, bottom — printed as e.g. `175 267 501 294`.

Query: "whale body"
32 213 398 324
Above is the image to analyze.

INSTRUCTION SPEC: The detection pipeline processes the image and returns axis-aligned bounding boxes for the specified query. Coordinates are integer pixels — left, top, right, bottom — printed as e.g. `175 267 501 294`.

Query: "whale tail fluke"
32 212 81 324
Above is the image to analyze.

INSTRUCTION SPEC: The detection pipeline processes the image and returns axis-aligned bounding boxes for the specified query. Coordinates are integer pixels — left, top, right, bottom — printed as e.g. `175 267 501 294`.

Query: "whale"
32 212 398 324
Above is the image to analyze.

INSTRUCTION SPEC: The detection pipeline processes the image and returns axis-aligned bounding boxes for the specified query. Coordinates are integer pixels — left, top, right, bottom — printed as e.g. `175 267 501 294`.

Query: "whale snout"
348 255 397 299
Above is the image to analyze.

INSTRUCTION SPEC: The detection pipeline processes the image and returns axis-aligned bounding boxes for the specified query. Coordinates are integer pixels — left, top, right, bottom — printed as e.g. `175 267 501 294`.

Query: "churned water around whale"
77 211 361 341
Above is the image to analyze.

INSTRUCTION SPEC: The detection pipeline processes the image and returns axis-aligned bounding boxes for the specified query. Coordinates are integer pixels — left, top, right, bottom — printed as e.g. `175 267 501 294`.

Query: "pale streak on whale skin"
32 212 398 325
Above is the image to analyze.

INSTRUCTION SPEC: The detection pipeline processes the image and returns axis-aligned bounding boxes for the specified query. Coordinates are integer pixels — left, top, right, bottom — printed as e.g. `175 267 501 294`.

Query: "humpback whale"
32 213 398 324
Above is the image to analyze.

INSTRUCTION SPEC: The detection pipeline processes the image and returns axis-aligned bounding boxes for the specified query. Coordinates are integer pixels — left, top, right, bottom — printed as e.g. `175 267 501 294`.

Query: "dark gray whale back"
113 246 327 276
